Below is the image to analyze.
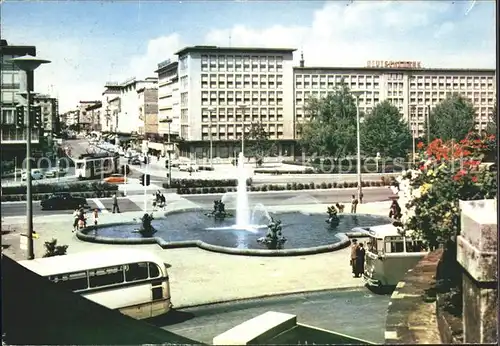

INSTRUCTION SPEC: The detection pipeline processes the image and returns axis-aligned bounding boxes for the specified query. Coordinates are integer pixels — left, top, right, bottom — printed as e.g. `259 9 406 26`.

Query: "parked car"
21 169 44 181
103 174 126 184
43 170 58 178
40 193 88 210
179 163 199 172
129 157 142 165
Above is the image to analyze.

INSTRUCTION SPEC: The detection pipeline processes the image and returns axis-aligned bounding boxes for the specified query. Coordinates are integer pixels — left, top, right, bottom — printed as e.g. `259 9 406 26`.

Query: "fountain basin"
77 209 392 256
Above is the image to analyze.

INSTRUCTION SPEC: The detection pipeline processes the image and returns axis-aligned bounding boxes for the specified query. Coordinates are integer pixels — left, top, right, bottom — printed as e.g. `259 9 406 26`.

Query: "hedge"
1 181 118 196
175 177 395 194
282 159 412 173
163 178 252 189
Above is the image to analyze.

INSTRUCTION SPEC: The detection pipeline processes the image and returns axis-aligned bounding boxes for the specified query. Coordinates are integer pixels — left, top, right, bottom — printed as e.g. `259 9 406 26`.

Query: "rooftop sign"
367 60 422 68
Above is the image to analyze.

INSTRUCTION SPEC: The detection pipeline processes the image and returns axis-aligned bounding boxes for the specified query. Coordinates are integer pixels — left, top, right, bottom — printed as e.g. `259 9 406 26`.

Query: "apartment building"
117 77 157 134
0 39 39 164
174 45 295 159
100 82 121 133
77 100 101 132
156 59 180 137
138 87 158 136
294 60 496 139
85 101 102 132
33 94 59 136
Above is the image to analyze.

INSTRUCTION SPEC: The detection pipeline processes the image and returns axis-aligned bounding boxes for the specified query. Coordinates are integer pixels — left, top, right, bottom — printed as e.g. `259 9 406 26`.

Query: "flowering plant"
397 134 497 247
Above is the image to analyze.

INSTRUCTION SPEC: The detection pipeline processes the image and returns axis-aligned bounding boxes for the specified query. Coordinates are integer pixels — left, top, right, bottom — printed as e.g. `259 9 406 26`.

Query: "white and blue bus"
18 249 173 320
74 153 119 180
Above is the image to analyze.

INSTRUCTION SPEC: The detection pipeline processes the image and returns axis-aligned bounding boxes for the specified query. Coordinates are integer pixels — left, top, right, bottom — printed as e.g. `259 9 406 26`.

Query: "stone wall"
457 199 498 343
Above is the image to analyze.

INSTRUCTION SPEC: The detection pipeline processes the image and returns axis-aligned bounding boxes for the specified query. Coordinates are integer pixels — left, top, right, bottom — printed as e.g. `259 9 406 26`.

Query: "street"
152 288 391 344
1 188 392 217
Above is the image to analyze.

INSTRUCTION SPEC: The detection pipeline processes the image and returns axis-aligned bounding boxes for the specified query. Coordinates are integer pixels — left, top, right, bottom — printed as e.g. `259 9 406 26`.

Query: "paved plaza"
2 197 392 308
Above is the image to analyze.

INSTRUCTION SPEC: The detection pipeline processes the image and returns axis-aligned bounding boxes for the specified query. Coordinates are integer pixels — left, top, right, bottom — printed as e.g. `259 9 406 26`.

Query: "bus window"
385 241 404 253
89 265 125 288
76 162 84 169
148 262 161 278
406 240 426 252
54 271 89 291
125 262 149 282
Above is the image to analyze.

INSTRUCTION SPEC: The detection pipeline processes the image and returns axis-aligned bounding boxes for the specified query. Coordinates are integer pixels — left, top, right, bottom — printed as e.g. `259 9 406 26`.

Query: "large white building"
156 59 180 137
294 60 496 140
173 46 296 159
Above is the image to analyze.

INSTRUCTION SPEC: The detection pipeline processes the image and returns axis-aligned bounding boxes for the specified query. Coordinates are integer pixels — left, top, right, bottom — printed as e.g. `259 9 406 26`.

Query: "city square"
1 1 498 345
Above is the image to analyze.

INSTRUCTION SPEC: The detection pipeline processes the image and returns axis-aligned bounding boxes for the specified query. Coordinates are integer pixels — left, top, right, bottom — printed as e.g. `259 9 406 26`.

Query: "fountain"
235 152 250 228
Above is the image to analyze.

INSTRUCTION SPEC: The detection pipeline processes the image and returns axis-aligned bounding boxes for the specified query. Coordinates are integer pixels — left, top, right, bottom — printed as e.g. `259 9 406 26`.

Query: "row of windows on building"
1 127 40 141
200 90 284 106
200 107 285 122
199 73 284 89
200 55 284 73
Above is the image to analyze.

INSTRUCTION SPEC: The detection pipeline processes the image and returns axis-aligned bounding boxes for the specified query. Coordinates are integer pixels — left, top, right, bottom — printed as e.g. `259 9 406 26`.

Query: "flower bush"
397 134 497 247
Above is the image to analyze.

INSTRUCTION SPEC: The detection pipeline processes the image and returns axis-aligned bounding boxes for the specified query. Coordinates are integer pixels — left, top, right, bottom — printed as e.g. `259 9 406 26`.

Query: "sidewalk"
2 200 390 308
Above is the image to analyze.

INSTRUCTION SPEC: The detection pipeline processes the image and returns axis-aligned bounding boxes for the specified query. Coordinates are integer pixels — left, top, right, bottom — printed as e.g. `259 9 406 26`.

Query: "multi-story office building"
100 82 122 133
117 77 157 134
33 94 59 136
85 101 102 132
294 60 496 140
174 46 296 160
77 100 100 132
137 87 158 136
156 59 180 137
0 39 39 164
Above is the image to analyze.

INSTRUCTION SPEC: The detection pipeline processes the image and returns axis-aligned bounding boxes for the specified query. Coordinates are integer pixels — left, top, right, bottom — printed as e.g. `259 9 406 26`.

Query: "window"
2 109 14 124
385 237 404 253
89 265 125 288
125 262 149 282
50 271 89 291
406 241 426 252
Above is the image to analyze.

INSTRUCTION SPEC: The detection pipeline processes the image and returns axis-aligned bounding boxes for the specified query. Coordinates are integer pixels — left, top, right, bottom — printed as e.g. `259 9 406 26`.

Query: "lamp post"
159 118 173 186
8 55 51 260
237 104 249 158
207 106 216 168
426 105 431 144
411 106 416 165
352 91 363 203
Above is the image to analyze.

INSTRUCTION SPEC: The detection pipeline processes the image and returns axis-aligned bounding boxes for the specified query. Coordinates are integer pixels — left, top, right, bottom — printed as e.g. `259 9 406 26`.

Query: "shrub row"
254 168 315 174
1 190 121 202
282 160 412 173
1 181 118 195
197 165 215 171
164 178 252 189
176 177 395 194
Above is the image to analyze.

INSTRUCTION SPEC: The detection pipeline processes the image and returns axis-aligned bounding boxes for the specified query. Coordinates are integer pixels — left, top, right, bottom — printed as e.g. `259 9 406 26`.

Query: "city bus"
74 153 119 180
360 223 428 288
18 249 172 320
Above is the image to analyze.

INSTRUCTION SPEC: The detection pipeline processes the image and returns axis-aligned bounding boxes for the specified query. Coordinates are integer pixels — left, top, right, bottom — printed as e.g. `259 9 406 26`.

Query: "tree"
299 82 358 158
424 93 476 142
246 121 276 167
360 101 412 159
486 101 496 135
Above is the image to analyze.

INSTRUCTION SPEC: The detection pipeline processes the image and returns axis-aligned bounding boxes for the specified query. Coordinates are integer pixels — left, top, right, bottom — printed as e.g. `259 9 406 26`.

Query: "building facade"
85 101 102 132
138 87 158 136
156 60 180 137
100 83 121 133
294 62 496 139
33 94 59 136
0 39 39 165
174 46 295 160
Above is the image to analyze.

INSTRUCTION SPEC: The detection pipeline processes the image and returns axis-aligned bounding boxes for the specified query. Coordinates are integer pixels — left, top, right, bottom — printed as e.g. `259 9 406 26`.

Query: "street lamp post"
352 91 363 203
207 106 216 168
8 55 51 260
237 104 249 158
159 118 173 186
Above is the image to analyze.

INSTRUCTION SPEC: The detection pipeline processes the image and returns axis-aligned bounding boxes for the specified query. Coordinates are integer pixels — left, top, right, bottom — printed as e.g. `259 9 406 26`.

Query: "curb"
173 285 366 310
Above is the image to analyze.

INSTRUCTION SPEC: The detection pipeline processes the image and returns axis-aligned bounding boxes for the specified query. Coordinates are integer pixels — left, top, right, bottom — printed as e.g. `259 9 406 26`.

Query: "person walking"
78 205 86 228
159 193 166 210
93 208 99 226
350 239 358 277
389 200 402 220
355 242 366 277
112 193 120 213
72 208 79 232
351 194 359 213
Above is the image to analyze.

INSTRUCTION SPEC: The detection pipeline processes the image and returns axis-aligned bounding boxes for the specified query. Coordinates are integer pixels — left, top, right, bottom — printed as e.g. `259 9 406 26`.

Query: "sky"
1 0 496 112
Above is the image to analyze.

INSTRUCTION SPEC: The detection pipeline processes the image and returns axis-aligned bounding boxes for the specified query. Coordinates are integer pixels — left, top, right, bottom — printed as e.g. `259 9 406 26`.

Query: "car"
179 163 199 172
43 170 58 179
40 193 88 210
103 174 126 184
129 157 142 165
21 169 44 181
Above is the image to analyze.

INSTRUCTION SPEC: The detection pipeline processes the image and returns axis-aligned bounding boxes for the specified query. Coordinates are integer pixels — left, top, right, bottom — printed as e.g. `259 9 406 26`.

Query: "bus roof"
18 249 165 276
368 223 402 238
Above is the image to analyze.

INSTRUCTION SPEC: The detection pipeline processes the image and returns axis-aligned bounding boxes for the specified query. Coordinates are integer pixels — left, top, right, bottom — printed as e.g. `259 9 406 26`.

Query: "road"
184 187 393 208
151 288 391 344
0 197 143 217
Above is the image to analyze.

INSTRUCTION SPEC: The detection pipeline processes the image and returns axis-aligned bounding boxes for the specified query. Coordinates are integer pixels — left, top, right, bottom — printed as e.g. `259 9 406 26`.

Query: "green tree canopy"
299 82 358 157
246 121 276 166
425 93 476 142
360 100 412 158
486 100 496 135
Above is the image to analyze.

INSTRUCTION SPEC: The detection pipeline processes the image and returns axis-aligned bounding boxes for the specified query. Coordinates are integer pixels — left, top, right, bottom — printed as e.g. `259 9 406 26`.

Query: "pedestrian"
351 194 359 213
78 205 87 228
72 208 79 232
359 192 364 204
355 242 366 277
350 239 358 277
159 193 166 209
112 193 120 213
93 208 99 226
389 200 402 220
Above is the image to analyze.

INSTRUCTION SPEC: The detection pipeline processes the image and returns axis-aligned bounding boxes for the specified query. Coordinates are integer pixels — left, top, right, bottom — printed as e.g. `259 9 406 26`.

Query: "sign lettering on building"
366 60 422 69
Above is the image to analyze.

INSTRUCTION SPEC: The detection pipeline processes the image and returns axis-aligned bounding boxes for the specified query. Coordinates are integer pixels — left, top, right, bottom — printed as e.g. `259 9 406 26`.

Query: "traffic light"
140 174 151 186
15 106 25 128
31 105 42 128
